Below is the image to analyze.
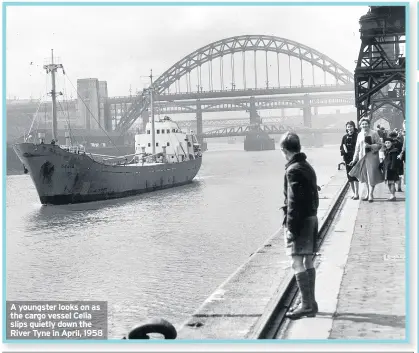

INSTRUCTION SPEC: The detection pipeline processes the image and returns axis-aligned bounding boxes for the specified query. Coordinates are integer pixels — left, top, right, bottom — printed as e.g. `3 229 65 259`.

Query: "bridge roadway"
108 84 354 104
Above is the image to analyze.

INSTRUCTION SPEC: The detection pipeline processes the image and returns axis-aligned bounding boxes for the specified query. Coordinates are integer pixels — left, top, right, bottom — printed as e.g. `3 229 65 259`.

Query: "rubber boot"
306 268 318 314
285 272 315 319
289 268 318 314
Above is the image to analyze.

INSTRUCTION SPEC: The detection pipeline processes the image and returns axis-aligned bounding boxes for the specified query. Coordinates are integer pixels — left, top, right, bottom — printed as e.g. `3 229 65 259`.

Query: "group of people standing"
340 118 406 202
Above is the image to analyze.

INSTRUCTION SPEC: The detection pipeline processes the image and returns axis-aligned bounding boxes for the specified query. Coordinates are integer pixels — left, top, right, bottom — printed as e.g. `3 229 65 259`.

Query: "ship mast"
43 49 64 143
149 69 156 157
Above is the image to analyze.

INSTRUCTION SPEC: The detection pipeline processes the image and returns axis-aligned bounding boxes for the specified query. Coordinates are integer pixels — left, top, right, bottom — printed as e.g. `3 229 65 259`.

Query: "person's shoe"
288 269 318 314
286 303 316 319
388 196 396 201
353 195 359 200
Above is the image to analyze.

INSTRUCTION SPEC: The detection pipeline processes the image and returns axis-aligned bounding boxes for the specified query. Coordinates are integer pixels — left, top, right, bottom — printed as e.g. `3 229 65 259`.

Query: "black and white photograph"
4 3 408 343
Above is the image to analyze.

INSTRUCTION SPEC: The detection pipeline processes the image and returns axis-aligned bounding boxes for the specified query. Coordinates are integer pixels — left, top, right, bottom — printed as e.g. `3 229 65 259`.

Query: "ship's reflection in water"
6 143 339 338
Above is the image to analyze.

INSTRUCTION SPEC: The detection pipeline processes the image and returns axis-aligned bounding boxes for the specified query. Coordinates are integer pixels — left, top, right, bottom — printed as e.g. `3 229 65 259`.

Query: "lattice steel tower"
355 6 405 128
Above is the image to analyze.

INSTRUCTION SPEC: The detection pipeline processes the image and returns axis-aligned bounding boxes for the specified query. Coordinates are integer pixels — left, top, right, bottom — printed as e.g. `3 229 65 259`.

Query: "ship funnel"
38 132 45 144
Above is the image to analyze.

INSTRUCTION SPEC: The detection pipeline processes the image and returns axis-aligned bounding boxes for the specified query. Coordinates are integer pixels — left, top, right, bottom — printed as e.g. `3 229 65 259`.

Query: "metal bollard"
122 318 177 340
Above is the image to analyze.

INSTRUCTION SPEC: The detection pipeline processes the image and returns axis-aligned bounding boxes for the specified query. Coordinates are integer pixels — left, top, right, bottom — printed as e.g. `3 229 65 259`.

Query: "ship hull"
7 144 135 175
13 143 202 205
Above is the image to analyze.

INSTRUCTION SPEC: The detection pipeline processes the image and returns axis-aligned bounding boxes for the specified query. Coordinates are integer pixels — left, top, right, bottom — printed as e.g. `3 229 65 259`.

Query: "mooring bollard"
122 318 177 340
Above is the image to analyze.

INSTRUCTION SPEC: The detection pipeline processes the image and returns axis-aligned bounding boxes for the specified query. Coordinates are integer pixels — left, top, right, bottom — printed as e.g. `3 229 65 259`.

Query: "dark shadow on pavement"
331 312 405 329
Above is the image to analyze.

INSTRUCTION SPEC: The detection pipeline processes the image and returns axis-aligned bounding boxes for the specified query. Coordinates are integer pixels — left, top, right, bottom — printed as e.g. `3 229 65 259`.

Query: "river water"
6 142 340 338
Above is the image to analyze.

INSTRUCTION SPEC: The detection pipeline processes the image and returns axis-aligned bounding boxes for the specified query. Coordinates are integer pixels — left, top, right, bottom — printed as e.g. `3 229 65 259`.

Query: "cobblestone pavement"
329 183 406 339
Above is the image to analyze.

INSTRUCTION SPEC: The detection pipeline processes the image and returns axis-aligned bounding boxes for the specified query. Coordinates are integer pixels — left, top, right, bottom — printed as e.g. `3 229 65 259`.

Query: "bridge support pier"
249 97 261 125
303 94 312 128
196 102 203 136
196 102 207 150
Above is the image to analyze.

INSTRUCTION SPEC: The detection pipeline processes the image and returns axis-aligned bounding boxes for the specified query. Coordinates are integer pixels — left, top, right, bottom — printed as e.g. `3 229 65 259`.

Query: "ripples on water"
6 143 339 338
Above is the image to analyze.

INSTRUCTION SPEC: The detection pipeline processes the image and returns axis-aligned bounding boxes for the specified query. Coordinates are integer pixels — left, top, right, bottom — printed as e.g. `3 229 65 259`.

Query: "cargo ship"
13 51 202 205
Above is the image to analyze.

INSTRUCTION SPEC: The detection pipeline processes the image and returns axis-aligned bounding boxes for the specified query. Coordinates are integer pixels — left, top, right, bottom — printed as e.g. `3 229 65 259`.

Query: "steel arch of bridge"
154 35 354 91
116 35 355 132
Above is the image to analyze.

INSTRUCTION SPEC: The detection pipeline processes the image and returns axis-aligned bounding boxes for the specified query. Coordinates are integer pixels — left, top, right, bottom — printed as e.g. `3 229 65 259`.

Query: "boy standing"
383 138 400 201
280 132 319 319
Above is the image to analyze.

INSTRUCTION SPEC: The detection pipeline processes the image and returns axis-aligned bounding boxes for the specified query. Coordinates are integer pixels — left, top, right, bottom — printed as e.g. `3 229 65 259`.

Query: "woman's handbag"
365 136 373 153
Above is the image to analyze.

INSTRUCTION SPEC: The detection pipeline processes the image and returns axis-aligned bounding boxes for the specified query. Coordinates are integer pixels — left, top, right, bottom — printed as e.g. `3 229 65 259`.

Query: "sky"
5 4 369 100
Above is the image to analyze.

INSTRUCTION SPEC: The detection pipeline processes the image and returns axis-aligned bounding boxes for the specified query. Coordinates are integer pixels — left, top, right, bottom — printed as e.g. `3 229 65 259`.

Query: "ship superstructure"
135 117 201 164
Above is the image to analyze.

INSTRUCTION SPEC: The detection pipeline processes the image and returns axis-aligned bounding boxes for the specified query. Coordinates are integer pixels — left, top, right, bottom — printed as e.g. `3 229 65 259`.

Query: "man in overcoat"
280 132 319 319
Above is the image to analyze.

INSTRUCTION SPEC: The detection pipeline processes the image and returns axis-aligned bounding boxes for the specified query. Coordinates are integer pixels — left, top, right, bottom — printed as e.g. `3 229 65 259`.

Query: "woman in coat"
340 121 359 199
348 117 384 202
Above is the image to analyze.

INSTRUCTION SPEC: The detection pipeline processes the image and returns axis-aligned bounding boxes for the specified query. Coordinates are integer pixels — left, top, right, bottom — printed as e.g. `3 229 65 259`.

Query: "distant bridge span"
176 116 298 130
152 93 354 115
116 34 355 133
200 124 341 138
